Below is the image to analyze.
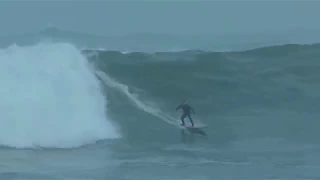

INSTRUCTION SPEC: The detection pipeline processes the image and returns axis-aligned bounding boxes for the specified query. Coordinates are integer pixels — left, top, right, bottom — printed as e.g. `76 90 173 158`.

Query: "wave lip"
0 42 120 149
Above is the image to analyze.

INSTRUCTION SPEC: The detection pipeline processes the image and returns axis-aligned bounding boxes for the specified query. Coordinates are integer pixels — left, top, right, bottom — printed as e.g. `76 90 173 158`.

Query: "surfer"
176 100 195 126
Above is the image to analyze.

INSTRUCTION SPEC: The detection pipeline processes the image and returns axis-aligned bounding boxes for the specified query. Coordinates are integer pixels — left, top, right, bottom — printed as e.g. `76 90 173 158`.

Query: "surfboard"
183 124 207 129
176 120 207 129
184 125 207 136
177 121 208 136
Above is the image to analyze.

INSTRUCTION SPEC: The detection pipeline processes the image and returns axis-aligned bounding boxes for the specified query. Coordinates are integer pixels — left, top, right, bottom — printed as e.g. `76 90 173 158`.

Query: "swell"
84 43 320 144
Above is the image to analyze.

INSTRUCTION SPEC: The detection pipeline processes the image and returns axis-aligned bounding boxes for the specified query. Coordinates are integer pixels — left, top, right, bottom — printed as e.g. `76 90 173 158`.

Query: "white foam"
0 42 120 148
95 71 206 128
95 71 180 127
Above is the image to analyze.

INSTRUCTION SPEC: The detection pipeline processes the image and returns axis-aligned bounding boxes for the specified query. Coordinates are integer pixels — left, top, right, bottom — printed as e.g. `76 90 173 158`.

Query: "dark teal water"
88 44 320 179
1 43 320 179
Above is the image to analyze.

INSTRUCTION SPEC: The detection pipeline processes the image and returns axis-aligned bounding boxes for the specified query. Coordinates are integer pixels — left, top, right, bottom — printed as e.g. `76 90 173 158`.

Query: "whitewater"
0 43 120 149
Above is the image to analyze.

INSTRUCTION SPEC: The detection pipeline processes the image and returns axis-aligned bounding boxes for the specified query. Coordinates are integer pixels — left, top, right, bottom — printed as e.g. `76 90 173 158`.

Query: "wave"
1 41 319 148
84 42 320 143
0 42 120 149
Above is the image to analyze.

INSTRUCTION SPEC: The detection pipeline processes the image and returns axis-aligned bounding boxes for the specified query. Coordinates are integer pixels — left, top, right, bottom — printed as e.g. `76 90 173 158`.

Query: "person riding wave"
176 100 195 126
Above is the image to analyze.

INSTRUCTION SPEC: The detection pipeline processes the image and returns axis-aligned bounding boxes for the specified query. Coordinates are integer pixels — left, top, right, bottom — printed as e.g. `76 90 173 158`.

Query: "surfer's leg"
180 114 186 125
188 114 194 126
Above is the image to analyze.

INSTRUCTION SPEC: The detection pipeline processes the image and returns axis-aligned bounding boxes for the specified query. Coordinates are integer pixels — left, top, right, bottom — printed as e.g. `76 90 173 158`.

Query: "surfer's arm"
176 105 181 111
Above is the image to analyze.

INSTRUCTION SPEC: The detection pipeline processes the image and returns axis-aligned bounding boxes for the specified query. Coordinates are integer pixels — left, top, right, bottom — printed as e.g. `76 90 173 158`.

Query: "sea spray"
0 43 120 148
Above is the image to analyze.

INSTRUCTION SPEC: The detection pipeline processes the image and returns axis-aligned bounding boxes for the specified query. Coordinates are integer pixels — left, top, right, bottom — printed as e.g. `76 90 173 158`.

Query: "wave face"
84 43 320 144
0 43 120 149
1 42 319 149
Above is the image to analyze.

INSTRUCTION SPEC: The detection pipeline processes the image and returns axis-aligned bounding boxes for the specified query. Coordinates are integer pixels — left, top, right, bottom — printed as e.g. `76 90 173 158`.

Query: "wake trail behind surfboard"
95 71 185 129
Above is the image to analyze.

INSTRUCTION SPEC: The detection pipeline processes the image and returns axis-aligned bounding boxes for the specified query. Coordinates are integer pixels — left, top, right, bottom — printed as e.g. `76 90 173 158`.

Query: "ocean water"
1 42 320 179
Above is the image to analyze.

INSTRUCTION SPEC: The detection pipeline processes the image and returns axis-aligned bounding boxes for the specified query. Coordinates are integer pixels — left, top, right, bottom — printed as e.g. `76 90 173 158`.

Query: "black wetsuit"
176 104 195 126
